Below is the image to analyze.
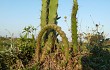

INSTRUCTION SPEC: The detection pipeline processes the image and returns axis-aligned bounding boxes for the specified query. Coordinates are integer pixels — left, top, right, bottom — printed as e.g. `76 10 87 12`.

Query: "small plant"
17 25 36 67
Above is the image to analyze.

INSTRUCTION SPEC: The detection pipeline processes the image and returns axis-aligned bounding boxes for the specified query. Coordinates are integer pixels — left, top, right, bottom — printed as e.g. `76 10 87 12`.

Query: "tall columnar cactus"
40 0 50 44
48 0 58 24
46 0 58 52
40 0 50 28
41 0 59 55
40 0 58 44
41 0 58 26
71 0 78 53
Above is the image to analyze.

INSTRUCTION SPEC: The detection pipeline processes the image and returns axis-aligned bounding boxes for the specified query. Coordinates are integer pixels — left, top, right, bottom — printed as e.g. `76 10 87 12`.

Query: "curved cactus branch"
33 24 69 64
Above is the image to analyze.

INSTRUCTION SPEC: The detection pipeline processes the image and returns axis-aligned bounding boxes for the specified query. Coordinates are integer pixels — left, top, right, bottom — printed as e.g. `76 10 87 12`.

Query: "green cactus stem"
40 0 50 28
40 0 59 45
46 0 58 56
40 0 51 45
40 0 58 26
48 0 58 24
71 0 78 53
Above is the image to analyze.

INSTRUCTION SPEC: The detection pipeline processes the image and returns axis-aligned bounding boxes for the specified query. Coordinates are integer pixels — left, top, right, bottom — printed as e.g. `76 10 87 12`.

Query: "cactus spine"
71 0 78 53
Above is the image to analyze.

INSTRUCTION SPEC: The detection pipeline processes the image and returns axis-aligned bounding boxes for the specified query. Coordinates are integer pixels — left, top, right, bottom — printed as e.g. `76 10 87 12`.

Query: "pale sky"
0 0 110 39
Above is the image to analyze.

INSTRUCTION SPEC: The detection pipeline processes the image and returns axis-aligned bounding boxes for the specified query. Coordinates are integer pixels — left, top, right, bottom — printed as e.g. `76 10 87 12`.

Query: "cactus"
40 0 58 26
33 24 69 64
71 0 78 53
27 24 69 68
41 0 58 57
40 0 58 45
47 0 58 48
48 0 58 24
40 0 49 28
40 0 50 44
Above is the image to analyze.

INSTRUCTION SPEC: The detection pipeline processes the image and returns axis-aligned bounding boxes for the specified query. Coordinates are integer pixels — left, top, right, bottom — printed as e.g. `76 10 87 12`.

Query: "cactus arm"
71 0 78 53
48 0 58 24
40 0 50 43
46 0 58 55
40 0 50 28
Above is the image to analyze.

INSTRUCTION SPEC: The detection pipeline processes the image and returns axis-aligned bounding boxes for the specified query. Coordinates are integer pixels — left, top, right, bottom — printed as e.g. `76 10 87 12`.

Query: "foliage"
17 25 36 66
0 25 36 69
81 24 110 70
0 44 20 70
81 46 110 70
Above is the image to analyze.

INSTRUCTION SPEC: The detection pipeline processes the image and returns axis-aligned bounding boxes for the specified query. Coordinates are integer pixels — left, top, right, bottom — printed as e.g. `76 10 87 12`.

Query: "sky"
0 0 110 39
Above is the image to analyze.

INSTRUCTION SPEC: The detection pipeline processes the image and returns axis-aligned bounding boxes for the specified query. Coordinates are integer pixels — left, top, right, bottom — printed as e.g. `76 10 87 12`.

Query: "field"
0 25 110 70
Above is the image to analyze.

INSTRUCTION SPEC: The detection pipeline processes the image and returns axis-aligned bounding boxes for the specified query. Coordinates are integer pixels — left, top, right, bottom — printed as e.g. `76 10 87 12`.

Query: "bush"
81 45 110 70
